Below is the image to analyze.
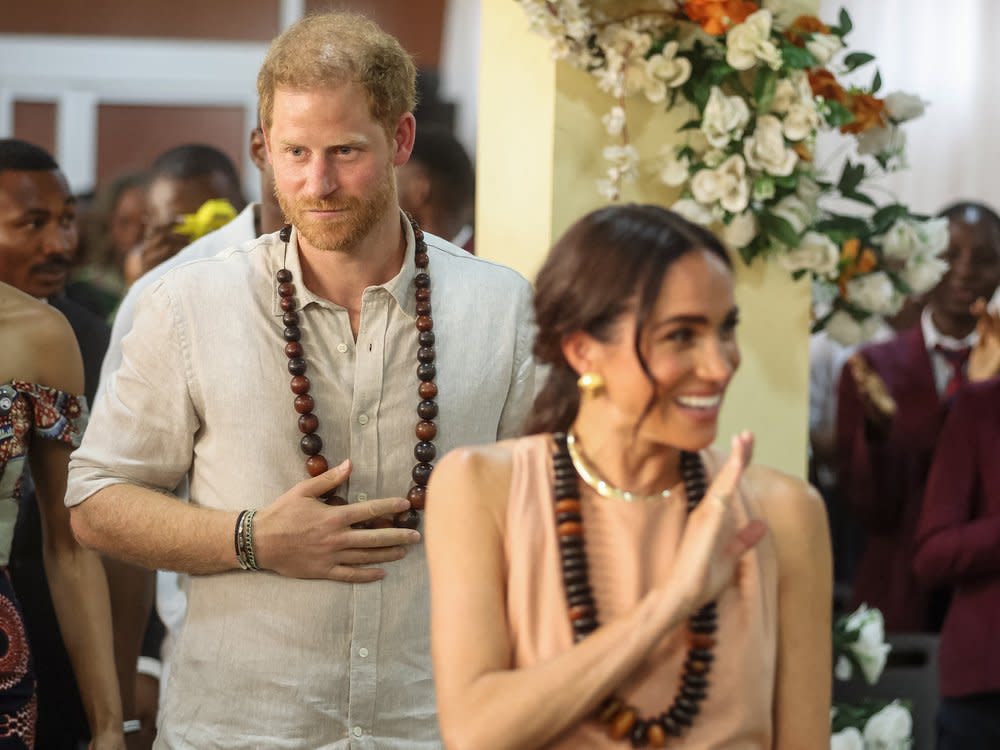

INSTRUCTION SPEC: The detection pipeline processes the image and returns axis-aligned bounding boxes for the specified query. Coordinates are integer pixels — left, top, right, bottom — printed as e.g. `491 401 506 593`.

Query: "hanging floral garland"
517 0 947 344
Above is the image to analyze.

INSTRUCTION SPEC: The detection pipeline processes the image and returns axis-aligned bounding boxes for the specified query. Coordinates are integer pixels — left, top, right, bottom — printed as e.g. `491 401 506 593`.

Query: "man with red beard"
66 11 535 748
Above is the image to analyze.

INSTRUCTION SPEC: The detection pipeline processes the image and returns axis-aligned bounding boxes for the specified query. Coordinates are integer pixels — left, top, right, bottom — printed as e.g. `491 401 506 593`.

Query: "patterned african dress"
0 382 87 749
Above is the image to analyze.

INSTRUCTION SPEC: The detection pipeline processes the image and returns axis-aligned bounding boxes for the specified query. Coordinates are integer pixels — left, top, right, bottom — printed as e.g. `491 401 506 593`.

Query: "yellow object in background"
173 199 238 241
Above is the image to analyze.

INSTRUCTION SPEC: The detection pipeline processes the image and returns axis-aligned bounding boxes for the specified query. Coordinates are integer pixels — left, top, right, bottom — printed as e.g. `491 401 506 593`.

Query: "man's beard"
277 162 394 253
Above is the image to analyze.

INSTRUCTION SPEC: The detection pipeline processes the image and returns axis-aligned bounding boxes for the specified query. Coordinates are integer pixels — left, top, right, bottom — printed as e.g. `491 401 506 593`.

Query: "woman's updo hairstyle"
524 204 731 435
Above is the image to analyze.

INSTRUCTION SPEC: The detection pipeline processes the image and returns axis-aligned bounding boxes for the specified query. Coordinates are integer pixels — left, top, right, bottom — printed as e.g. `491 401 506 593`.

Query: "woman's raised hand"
668 431 768 615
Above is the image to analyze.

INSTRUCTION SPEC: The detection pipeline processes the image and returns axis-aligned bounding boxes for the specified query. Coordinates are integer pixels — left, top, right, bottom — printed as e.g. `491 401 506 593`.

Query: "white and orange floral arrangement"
516 0 948 345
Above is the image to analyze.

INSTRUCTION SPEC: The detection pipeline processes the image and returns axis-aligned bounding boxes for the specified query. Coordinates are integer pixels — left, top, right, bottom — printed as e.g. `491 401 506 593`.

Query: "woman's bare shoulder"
431 435 547 510
0 286 82 391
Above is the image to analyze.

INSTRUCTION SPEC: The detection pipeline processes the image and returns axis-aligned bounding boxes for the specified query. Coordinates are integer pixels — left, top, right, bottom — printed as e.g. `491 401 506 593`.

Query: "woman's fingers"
704 431 754 508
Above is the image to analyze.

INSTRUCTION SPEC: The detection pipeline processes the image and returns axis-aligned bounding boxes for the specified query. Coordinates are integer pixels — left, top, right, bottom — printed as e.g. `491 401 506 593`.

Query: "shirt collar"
270 209 417 319
920 305 977 352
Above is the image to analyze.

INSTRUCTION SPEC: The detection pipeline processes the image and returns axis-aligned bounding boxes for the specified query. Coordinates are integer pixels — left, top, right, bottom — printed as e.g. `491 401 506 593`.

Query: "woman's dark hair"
524 203 732 435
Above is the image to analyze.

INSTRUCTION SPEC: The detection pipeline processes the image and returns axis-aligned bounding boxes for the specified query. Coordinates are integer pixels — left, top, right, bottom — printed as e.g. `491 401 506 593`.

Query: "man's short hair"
0 139 59 174
256 11 417 135
151 144 241 187
410 126 474 221
939 201 1000 237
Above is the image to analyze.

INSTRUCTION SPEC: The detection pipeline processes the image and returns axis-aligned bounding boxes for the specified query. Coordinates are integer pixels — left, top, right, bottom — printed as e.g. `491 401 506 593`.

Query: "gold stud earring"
577 372 605 396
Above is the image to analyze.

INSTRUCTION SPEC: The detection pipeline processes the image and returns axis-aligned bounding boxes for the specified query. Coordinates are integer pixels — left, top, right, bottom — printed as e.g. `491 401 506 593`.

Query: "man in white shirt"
68 11 535 748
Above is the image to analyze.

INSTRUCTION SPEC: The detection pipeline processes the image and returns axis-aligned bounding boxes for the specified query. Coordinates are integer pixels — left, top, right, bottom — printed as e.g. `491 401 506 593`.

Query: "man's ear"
250 127 269 170
392 112 417 167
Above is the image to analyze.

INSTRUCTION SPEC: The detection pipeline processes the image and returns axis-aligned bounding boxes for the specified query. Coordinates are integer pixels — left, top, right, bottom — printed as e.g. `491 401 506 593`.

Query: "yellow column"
478 3 810 478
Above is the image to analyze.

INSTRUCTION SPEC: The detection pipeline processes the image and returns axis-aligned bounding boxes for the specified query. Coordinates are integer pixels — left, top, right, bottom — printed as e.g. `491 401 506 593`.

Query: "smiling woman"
426 204 833 750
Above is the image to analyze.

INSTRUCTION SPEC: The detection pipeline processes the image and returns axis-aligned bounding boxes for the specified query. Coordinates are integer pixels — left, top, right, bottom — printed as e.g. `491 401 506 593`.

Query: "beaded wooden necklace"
275 216 436 529
551 432 718 747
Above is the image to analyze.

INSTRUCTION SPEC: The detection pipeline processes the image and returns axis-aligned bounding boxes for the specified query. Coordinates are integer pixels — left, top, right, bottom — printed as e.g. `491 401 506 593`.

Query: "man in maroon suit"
836 202 1000 633
914 350 1000 749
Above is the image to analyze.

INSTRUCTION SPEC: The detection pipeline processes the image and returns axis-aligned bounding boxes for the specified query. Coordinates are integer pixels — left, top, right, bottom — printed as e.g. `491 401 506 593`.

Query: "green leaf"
843 52 875 72
678 118 702 131
871 68 882 93
815 215 870 238
707 61 737 85
837 160 866 194
760 212 802 247
840 190 877 207
781 45 818 70
824 100 854 128
872 203 908 233
754 69 778 112
839 8 853 36
773 174 798 189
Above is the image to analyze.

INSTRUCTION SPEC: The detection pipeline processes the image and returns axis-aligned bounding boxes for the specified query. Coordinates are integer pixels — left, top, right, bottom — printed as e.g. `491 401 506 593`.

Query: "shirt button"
337 343 348 353
352 726 363 738
357 493 368 502
358 414 369 425
359 647 369 658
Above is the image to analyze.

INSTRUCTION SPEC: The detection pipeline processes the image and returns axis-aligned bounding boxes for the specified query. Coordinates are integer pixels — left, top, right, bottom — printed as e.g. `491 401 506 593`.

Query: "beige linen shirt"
67 215 536 749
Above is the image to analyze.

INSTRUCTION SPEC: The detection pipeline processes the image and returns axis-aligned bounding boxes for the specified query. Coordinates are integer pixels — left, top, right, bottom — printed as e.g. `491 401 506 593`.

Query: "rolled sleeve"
67 278 200 506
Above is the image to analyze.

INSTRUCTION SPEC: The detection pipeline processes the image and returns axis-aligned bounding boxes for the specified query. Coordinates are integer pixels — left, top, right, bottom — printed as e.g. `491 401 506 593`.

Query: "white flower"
772 195 813 235
744 115 798 176
877 217 949 262
830 727 865 750
844 604 893 684
884 91 926 122
835 654 853 681
602 106 627 136
780 231 839 278
596 177 619 201
856 124 906 158
643 41 691 102
863 701 913 749
770 72 811 114
660 149 690 187
847 271 904 317
813 278 839 313
762 0 817 29
805 33 843 65
901 254 948 295
691 155 751 214
726 10 782 71
672 198 716 226
825 310 866 346
722 211 758 249
783 102 820 141
796 174 822 211
701 87 752 148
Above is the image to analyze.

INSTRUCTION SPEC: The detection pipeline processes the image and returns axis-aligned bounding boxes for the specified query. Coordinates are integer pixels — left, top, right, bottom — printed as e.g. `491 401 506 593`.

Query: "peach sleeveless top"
504 435 778 749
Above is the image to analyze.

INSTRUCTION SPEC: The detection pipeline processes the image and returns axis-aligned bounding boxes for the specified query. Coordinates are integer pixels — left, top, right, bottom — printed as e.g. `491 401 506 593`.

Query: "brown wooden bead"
367 517 395 529
418 330 435 346
691 634 716 650
305 455 328 476
415 300 431 316
300 433 322 455
414 272 431 289
609 708 637 740
321 492 347 506
294 394 315 414
555 499 582 514
557 521 584 537
288 358 306 376
278 281 295 297
417 399 438 419
687 660 709 674
415 420 437 440
298 413 319 434
418 381 438 399
290 375 310 395
394 509 421 529
414 252 428 268
280 296 296 312
411 462 433 486
407 484 427 510
415 287 431 302
647 723 667 747
276 268 292 283
568 603 594 621
414 441 436 462
416 315 433 332
417 346 435 363
284 341 303 358
282 311 300 326
282 326 301 342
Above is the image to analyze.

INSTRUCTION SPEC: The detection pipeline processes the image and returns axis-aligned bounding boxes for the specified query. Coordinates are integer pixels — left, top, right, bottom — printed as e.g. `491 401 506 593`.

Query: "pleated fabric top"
504 434 779 749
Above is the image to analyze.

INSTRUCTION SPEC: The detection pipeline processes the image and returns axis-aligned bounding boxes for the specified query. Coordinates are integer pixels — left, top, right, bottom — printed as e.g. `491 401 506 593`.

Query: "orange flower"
683 0 759 36
808 69 848 105
785 15 830 45
793 142 813 162
841 93 887 134
838 238 879 296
